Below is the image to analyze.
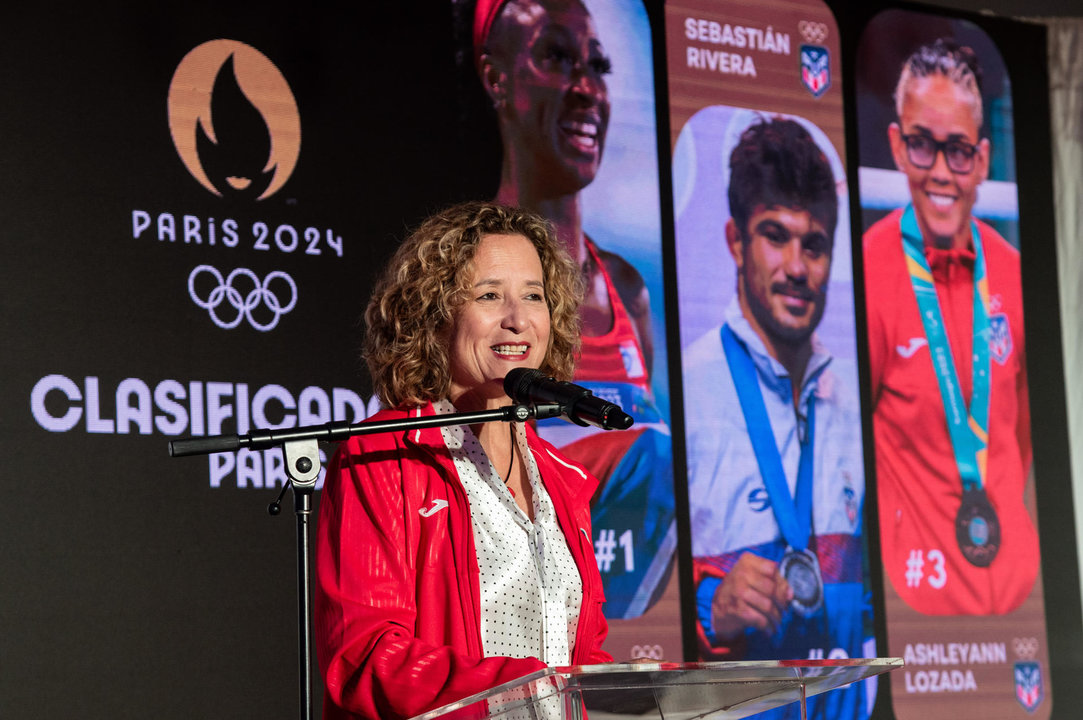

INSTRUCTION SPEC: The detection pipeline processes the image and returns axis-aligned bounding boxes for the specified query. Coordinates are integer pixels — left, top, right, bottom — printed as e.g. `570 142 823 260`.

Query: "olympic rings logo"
798 21 829 45
630 644 664 661
1013 637 1040 660
188 265 298 332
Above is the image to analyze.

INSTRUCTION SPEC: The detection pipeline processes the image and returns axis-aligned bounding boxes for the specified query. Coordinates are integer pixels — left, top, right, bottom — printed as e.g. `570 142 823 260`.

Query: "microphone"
504 368 634 431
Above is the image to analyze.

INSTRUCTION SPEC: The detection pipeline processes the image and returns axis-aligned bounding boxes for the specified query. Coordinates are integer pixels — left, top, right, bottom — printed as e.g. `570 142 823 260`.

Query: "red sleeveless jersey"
576 239 650 391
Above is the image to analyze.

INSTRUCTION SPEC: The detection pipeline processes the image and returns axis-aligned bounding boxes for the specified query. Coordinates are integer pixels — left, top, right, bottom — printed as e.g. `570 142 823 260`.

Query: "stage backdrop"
0 1 673 717
0 2 1078 720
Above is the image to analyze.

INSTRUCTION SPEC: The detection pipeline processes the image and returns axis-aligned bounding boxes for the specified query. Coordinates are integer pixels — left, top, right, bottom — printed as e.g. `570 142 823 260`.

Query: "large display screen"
855 8 1051 718
667 2 878 719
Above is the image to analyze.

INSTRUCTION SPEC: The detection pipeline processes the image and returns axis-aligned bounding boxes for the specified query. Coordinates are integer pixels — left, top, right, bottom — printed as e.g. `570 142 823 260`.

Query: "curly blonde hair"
365 201 584 408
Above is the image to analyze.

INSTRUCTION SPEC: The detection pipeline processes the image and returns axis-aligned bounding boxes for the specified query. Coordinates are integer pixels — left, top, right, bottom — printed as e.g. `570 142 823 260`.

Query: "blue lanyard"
900 205 990 491
722 325 815 552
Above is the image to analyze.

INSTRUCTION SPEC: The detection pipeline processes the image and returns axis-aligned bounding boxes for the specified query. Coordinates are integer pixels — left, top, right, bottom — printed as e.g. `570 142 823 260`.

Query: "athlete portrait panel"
675 105 874 720
856 8 1051 719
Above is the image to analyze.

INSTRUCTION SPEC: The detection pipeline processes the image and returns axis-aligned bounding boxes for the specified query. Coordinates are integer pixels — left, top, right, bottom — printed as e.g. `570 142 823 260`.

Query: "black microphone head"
606 409 635 430
503 367 545 402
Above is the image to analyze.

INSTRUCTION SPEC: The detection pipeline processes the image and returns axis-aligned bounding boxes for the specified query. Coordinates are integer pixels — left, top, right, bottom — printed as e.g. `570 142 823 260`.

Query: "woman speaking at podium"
315 202 612 720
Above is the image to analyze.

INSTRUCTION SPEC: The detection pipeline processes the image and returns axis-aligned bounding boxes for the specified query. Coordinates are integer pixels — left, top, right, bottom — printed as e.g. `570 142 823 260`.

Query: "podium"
409 658 902 720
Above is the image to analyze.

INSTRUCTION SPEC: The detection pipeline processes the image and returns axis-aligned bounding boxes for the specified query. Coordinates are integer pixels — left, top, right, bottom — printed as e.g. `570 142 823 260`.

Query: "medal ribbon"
722 325 815 552
900 204 990 491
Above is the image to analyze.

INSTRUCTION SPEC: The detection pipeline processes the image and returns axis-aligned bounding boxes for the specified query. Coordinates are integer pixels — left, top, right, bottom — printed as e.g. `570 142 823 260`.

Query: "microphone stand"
167 402 563 720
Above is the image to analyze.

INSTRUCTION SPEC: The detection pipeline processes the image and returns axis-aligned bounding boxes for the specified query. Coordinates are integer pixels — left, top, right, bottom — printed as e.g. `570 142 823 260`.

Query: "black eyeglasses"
900 133 979 174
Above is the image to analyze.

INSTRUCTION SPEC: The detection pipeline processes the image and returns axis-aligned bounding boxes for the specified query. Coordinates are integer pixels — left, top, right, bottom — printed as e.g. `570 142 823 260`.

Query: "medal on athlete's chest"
722 326 825 618
901 207 1000 570
781 547 824 616
955 487 1001 567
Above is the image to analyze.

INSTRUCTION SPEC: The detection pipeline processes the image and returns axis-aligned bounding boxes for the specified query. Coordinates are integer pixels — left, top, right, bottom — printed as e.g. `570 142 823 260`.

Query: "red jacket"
864 209 1036 615
315 402 612 720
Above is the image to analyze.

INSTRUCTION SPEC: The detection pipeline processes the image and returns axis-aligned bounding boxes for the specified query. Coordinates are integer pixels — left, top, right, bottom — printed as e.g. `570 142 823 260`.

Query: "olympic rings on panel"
188 265 298 332
630 644 664 661
798 21 829 46
1013 637 1040 660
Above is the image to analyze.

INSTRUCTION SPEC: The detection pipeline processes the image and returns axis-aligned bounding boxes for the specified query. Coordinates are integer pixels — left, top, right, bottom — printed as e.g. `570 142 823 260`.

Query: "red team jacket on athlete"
864 209 1038 615
315 403 612 720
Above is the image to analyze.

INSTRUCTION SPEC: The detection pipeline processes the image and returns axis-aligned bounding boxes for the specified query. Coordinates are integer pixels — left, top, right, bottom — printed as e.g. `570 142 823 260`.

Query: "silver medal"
780 548 824 617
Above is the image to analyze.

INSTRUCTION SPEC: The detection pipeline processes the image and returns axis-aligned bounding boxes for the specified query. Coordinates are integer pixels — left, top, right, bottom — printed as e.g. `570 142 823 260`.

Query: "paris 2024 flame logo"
168 40 300 201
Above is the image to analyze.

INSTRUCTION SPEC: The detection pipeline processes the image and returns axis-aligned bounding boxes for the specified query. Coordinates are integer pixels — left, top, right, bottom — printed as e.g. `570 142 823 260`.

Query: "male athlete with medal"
864 39 1039 615
685 118 871 720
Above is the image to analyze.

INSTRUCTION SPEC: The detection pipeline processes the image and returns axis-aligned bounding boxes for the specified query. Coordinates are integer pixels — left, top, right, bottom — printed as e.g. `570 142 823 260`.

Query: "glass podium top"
410 657 903 720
